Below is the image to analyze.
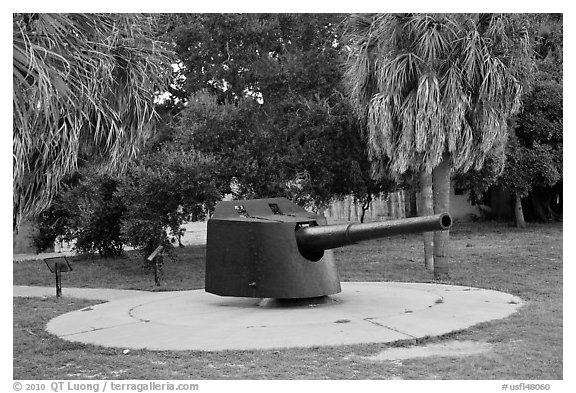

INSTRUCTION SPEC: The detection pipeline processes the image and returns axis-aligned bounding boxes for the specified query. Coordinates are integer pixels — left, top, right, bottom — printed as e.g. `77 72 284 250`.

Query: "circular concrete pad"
46 282 522 351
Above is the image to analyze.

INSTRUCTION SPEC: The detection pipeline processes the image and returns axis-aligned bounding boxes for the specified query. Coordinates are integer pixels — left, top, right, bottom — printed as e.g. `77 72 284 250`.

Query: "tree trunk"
419 170 434 270
514 192 526 228
360 194 372 223
432 154 450 280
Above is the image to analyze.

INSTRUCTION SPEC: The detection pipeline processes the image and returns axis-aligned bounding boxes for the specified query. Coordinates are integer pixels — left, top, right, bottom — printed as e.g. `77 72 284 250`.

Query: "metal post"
154 258 160 286
55 264 62 297
154 254 163 287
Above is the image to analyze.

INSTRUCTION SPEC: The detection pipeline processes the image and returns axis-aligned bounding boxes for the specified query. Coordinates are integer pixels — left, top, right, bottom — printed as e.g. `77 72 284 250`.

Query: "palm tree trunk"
432 154 450 280
514 192 526 228
419 170 434 270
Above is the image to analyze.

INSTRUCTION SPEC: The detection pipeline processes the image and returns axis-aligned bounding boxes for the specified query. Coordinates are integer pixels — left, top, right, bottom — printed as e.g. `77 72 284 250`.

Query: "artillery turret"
205 198 451 299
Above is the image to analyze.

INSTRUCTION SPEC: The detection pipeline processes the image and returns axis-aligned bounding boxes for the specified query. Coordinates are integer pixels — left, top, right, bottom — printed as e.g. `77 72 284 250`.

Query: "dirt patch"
358 340 493 361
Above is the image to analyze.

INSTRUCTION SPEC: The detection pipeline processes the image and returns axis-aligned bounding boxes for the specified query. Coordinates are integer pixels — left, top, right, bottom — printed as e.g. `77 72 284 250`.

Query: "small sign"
147 245 165 287
44 256 73 273
147 245 164 262
44 256 72 297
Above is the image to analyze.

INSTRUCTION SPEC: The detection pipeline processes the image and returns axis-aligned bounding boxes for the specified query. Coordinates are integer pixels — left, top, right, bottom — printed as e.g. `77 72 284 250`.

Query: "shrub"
32 172 125 256
117 148 219 260
71 175 126 256
33 147 219 260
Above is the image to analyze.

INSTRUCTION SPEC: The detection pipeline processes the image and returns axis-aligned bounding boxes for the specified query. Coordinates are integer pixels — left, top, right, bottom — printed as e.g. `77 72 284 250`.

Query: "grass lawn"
13 221 562 380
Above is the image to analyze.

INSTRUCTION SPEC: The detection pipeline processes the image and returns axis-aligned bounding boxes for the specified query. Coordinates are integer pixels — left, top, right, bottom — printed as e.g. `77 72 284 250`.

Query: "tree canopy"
161 14 394 210
343 13 532 180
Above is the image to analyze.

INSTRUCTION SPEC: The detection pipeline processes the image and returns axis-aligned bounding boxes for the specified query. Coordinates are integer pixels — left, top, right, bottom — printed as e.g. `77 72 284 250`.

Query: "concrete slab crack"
57 321 143 338
363 317 418 339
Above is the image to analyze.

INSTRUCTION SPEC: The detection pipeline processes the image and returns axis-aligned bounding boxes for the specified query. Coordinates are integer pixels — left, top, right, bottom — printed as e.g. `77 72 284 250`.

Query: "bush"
33 206 69 253
32 172 125 256
33 148 220 260
117 147 219 261
71 175 126 256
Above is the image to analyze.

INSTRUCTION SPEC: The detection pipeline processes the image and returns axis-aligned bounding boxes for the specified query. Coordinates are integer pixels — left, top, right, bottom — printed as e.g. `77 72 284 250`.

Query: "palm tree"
13 13 172 228
343 13 531 279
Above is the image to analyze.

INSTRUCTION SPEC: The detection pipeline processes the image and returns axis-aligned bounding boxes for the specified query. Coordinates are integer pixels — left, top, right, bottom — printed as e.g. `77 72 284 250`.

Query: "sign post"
44 256 73 297
147 245 164 286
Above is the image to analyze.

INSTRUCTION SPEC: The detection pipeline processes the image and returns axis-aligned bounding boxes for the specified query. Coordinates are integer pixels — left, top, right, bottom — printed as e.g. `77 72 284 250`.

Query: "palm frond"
367 93 395 159
411 14 453 64
342 12 532 180
377 52 422 97
395 90 417 175
13 13 173 225
343 46 376 122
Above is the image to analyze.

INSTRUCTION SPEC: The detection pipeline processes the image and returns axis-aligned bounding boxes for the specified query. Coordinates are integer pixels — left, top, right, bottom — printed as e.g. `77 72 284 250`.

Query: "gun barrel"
296 213 452 256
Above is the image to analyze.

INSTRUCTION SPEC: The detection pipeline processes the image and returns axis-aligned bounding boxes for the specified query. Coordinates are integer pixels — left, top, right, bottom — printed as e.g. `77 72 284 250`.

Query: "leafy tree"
117 147 220 259
176 88 393 214
160 14 344 105
503 14 562 226
501 77 562 226
32 146 220 259
13 13 173 227
452 151 506 209
163 14 394 212
174 92 284 199
343 13 531 278
32 176 79 253
32 171 125 257
282 93 396 216
69 174 126 256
